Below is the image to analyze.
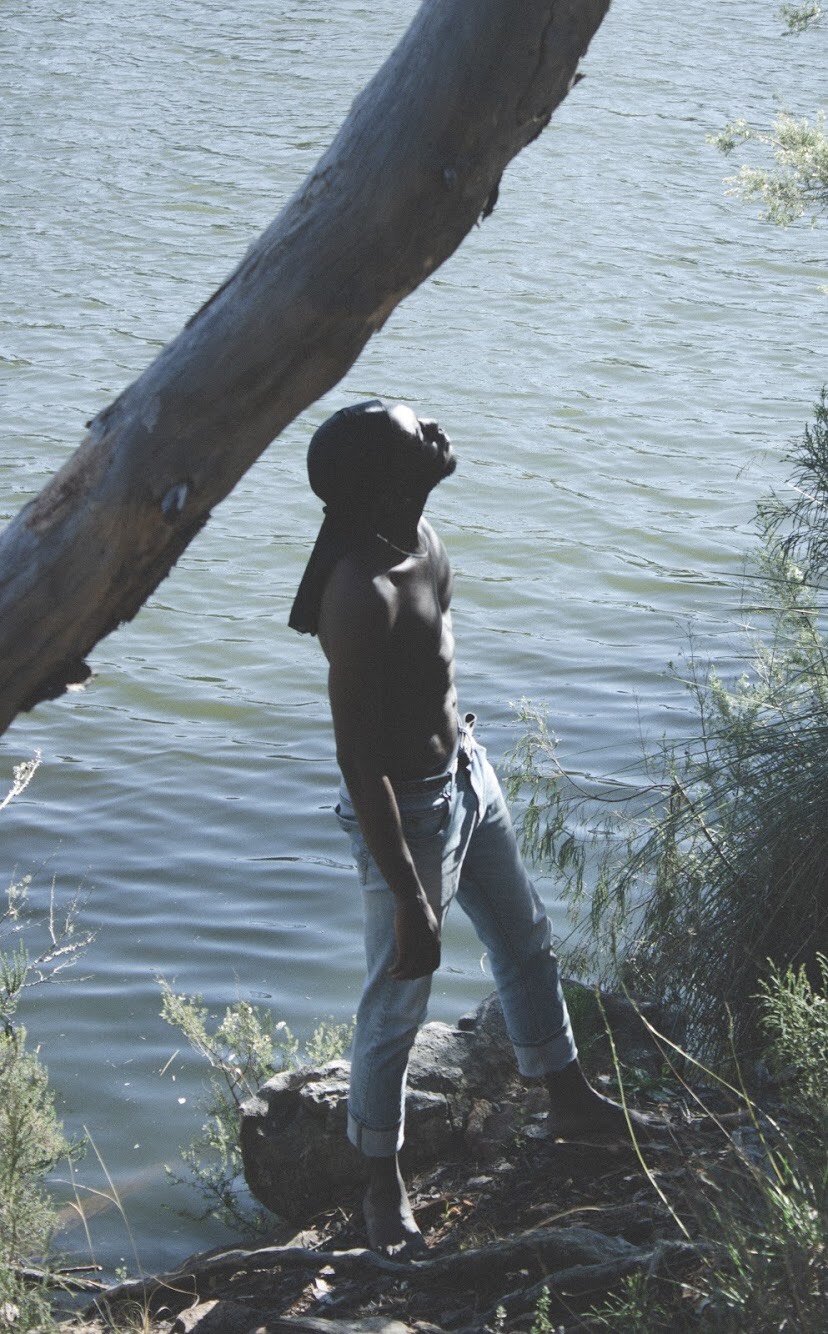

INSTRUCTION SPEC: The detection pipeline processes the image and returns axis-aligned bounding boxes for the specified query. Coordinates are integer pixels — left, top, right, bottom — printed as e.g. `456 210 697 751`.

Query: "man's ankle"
545 1057 592 1105
362 1152 427 1258
366 1153 405 1197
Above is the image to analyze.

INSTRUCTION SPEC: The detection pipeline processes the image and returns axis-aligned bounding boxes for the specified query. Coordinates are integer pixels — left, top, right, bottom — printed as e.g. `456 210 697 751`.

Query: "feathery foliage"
780 2 824 34
161 984 352 1233
585 963 828 1332
0 758 88 1332
508 395 828 1063
710 110 828 227
708 5 827 230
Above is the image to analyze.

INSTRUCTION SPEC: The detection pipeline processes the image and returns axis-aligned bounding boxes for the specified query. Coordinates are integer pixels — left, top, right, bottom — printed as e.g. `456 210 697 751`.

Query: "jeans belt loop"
458 713 477 771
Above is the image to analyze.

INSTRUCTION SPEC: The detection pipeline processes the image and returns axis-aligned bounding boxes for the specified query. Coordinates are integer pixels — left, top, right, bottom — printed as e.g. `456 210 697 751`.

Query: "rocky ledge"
70 986 748 1333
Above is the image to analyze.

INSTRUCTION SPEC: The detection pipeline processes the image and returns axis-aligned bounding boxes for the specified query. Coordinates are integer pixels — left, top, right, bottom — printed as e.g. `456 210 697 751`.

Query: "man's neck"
374 511 426 559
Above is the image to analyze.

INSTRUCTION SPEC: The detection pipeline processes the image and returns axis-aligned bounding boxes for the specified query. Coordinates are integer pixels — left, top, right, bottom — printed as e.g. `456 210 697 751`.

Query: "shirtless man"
289 399 650 1258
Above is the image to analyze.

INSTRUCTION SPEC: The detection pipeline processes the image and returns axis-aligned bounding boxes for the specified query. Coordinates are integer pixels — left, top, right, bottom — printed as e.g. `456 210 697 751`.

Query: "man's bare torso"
318 518 458 780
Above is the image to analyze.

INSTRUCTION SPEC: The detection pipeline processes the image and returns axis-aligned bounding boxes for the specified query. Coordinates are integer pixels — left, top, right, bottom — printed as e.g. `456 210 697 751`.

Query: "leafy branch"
780 2 824 34
709 110 828 227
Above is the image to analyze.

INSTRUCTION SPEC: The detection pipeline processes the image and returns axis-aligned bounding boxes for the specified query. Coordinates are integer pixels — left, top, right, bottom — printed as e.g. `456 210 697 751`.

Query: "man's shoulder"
318 554 396 652
420 517 441 551
326 549 395 602
421 518 450 563
420 520 453 608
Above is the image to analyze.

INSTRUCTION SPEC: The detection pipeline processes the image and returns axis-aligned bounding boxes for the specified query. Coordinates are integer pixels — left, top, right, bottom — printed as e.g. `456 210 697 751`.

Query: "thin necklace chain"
374 530 427 559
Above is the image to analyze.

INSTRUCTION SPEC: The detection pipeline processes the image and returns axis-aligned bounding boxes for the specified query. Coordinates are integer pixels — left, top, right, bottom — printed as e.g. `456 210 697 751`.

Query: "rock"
263 1320 414 1333
171 1299 257 1333
240 986 673 1223
241 996 522 1222
172 1306 415 1334
455 990 518 1085
562 979 683 1077
239 1059 358 1222
463 1098 519 1161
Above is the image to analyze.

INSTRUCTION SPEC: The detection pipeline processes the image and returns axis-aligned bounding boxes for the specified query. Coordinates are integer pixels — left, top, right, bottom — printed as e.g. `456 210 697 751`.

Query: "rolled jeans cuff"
347 1106 404 1158
513 1018 578 1079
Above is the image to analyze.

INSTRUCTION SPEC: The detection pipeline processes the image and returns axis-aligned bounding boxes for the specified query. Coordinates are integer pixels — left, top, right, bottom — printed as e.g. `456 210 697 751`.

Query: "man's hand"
389 893 441 980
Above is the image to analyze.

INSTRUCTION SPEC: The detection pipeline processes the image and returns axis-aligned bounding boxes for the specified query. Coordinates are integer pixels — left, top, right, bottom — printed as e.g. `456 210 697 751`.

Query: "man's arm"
319 563 441 981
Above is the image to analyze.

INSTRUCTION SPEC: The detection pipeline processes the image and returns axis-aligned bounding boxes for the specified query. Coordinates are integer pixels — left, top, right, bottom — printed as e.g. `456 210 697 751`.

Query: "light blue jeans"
335 719 577 1157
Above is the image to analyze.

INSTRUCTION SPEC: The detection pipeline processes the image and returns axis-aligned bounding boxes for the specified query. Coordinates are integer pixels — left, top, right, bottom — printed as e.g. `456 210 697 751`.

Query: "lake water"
2 0 826 1277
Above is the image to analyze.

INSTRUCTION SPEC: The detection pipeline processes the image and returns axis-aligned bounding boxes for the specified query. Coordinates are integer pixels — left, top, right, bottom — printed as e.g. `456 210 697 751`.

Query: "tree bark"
0 0 610 737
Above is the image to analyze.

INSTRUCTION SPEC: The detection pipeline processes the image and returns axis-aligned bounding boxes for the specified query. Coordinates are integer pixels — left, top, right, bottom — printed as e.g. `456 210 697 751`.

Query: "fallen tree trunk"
0 0 610 736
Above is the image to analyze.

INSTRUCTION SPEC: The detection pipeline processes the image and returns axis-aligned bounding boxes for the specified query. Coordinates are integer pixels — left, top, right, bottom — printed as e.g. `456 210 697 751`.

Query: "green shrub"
161 984 353 1233
686 960 828 1331
0 1027 71 1332
583 963 828 1332
508 397 828 1064
0 757 88 1332
759 953 828 1153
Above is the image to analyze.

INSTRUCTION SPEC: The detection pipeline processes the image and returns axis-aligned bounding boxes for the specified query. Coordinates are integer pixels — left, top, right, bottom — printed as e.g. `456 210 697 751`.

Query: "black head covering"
289 399 411 636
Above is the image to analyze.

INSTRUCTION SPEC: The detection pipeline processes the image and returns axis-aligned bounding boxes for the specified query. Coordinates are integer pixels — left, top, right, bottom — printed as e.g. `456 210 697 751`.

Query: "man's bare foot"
545 1059 665 1141
363 1154 428 1260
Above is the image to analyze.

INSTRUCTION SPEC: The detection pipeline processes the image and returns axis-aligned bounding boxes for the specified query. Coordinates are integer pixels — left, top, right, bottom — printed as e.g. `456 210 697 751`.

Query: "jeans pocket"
402 795 450 843
334 805 372 884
